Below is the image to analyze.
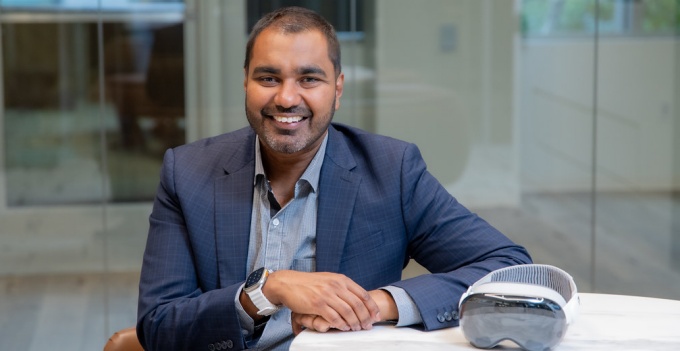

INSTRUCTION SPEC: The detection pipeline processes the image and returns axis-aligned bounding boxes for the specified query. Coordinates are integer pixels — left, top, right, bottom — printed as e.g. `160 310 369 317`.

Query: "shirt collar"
253 133 328 193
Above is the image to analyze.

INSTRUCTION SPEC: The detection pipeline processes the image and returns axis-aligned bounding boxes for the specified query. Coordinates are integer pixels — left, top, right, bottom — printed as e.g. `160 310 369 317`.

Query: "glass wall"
0 0 678 348
519 0 680 298
0 0 184 349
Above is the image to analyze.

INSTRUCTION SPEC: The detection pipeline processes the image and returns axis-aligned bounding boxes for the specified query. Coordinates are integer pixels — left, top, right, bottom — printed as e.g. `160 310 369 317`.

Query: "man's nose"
274 80 302 108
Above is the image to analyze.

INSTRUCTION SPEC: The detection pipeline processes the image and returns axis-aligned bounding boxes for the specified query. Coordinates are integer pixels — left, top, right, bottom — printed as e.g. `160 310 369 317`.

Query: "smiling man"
137 6 531 351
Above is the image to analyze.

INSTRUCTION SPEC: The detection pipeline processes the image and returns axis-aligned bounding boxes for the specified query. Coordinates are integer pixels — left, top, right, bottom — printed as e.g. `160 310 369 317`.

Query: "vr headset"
458 264 579 351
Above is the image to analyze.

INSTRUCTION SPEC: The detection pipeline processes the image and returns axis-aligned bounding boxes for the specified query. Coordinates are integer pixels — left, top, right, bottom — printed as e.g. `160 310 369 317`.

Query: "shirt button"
272 218 280 226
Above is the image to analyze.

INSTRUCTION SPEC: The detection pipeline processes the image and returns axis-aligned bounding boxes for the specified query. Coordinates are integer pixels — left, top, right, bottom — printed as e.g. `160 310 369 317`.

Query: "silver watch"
244 267 281 316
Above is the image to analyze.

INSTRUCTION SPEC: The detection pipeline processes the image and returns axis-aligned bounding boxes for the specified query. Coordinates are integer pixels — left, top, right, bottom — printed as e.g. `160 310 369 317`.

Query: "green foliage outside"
521 0 679 36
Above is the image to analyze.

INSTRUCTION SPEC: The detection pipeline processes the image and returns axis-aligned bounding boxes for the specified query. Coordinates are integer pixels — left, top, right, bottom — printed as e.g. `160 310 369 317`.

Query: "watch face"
245 267 266 289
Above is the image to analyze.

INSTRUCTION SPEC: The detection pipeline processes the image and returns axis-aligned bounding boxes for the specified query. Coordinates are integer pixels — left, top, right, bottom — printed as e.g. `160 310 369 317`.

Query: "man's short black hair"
244 6 341 77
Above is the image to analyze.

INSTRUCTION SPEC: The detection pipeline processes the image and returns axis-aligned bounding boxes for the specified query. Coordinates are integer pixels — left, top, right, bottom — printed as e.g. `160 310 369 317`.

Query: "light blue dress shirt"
234 133 422 350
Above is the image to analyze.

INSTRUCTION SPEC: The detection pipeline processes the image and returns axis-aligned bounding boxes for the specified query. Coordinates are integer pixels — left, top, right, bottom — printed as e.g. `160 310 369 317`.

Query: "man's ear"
334 72 344 110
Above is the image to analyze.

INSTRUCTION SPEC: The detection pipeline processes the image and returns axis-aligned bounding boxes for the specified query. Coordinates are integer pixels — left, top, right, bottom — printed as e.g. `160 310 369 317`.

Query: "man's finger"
311 315 332 333
292 313 311 335
292 313 334 335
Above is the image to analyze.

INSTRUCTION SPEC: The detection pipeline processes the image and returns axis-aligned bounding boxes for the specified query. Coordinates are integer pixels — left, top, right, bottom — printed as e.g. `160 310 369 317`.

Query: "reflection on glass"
3 21 109 206
521 0 679 37
0 1 185 349
519 0 680 299
1 2 186 205
103 20 185 201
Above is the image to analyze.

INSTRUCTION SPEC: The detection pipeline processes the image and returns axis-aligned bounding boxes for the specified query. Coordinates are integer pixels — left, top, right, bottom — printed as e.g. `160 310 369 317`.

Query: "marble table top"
290 293 680 350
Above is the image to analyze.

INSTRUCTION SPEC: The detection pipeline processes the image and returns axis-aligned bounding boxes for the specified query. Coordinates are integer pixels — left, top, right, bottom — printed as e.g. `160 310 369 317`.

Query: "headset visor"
460 293 568 351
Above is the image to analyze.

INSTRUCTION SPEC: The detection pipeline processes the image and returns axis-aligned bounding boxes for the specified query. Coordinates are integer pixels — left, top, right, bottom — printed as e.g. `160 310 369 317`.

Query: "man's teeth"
273 116 303 123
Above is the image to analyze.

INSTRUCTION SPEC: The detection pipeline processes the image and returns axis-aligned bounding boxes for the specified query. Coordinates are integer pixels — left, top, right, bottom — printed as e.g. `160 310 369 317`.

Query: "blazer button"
437 313 446 323
208 344 215 351
215 343 223 350
226 340 233 348
444 311 452 321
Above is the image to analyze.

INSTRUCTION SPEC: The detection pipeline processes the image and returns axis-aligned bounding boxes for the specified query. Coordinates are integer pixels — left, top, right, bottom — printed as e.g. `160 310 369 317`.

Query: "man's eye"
257 77 278 85
301 77 321 85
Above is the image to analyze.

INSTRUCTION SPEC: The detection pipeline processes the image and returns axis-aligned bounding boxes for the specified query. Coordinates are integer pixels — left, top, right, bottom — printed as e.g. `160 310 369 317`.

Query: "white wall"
372 0 516 189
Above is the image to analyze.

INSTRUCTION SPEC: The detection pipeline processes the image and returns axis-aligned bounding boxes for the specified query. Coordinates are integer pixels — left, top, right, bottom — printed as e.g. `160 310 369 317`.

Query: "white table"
290 293 680 350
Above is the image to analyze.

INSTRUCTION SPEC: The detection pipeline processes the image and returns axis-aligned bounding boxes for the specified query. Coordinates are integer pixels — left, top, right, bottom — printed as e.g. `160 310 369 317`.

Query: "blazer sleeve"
137 148 247 351
390 143 532 331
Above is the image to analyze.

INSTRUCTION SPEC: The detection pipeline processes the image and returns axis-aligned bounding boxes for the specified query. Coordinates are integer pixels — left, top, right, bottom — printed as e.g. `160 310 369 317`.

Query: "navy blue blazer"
137 123 531 350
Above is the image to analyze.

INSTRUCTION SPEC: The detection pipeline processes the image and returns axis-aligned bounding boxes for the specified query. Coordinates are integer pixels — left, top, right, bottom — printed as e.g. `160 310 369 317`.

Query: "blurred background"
0 0 678 349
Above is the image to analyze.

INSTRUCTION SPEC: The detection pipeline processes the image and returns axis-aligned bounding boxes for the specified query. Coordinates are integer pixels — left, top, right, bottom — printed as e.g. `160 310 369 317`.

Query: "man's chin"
261 136 305 154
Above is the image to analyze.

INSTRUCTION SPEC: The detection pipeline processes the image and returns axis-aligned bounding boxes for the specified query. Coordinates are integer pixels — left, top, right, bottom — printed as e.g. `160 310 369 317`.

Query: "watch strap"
248 287 280 316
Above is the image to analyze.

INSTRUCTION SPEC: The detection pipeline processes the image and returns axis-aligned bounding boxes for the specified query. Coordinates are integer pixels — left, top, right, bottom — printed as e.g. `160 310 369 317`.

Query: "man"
137 6 531 351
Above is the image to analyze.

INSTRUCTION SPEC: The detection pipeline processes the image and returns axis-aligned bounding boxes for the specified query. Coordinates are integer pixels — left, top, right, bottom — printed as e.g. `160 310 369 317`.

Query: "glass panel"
517 0 598 292
2 1 185 206
103 19 185 201
0 5 111 348
593 0 680 299
0 0 184 349
520 0 680 299
2 20 106 206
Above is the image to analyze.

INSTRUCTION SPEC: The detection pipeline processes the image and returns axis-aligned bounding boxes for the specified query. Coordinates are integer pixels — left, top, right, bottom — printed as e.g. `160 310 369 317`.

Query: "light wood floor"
0 272 139 351
1 192 679 350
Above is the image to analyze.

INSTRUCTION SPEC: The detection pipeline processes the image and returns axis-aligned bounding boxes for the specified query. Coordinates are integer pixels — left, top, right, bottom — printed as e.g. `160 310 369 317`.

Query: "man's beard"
245 97 336 154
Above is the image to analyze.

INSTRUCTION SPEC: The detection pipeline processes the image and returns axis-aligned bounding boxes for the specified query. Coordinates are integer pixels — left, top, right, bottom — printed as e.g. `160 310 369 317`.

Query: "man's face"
244 28 344 155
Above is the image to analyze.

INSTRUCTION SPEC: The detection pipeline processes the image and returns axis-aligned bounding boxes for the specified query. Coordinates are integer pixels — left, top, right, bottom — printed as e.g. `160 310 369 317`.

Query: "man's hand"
291 288 398 335
262 271 380 332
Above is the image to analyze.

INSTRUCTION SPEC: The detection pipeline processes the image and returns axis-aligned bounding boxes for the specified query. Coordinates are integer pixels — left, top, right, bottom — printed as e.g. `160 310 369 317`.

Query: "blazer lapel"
316 126 361 273
215 131 256 286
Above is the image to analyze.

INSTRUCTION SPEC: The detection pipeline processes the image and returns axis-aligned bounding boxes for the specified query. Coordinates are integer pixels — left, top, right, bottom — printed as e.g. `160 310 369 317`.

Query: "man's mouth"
272 115 304 123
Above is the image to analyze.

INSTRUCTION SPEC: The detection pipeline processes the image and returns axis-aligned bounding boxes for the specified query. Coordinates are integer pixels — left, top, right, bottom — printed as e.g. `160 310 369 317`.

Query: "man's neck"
259 135 325 206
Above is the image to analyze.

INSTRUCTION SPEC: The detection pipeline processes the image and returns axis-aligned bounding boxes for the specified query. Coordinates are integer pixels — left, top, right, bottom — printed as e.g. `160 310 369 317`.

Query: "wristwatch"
244 267 281 316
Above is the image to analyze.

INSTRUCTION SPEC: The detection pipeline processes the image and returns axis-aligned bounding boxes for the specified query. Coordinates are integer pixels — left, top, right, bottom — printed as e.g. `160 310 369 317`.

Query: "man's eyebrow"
297 65 327 77
252 66 281 75
251 65 328 78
